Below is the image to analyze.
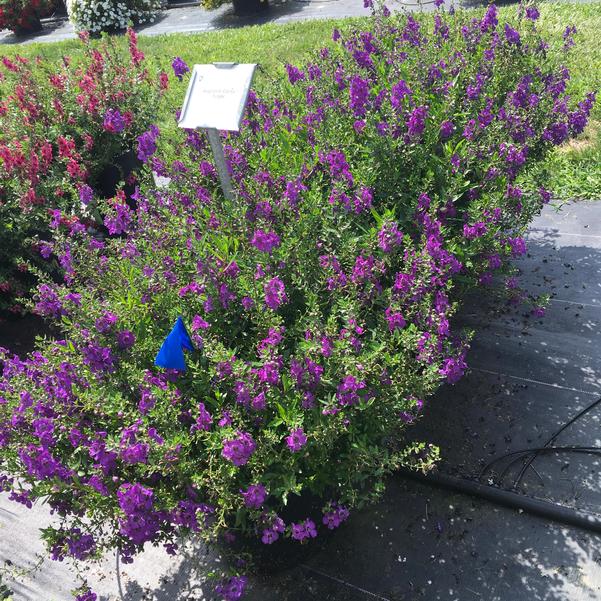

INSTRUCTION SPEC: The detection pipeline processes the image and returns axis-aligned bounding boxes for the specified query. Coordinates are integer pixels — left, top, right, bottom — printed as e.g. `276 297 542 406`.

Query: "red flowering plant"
0 0 54 34
0 5 595 600
0 28 169 312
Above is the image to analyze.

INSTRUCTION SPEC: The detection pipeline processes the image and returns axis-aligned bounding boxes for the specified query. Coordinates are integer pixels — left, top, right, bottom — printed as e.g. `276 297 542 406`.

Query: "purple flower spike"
172 57 190 81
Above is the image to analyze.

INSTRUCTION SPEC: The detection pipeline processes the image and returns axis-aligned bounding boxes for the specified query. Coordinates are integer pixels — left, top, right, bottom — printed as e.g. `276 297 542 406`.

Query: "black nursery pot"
13 15 43 36
94 150 142 204
225 491 335 574
232 0 268 16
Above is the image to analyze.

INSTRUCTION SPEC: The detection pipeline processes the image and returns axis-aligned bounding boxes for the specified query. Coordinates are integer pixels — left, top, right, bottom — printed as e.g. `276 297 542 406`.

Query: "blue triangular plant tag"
155 316 194 371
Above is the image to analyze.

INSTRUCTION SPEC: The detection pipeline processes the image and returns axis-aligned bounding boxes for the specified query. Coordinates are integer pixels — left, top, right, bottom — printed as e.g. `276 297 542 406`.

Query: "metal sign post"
205 128 234 201
177 62 257 201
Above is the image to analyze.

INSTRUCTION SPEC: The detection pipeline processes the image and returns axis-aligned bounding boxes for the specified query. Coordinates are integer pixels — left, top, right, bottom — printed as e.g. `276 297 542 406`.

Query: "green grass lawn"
3 2 600 200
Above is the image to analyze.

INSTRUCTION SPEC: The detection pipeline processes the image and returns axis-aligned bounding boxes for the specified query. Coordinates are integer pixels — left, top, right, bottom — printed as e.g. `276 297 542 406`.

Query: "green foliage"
0 574 12 601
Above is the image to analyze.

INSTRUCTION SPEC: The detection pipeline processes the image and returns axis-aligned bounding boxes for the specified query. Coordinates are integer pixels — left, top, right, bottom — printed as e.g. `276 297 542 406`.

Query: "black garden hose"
401 394 601 534
400 467 601 534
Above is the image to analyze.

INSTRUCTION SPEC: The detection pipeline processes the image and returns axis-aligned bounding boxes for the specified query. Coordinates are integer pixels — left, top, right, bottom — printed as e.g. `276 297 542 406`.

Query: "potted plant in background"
0 29 168 314
0 0 54 34
201 0 268 17
65 0 161 33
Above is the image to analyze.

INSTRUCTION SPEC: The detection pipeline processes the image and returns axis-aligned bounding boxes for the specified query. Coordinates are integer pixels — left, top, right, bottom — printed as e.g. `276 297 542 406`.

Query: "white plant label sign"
177 63 257 132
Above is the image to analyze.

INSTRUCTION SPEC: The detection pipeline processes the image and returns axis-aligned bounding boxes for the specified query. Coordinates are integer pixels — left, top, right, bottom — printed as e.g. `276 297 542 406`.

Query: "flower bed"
0 29 168 313
0 5 595 600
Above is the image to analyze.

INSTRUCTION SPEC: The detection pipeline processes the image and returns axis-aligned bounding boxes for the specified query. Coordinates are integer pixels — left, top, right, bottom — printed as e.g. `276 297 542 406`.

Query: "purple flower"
385 307 406 331
34 285 64 318
439 356 467 383
563 25 577 49
354 186 373 213
192 402 213 431
353 119 366 134
137 125 160 164
531 306 546 318
286 64 305 84
38 241 53 259
325 149 353 185
116 330 136 350
87 475 109 496
104 200 132 236
264 277 287 310
261 529 279 544
480 4 497 32
103 109 125 134
215 576 247 601
407 106 428 138
322 504 350 529
504 24 521 46
336 375 365 406
121 442 149 464
349 75 370 117
79 184 94 205
261 515 285 544
241 484 267 509
286 427 307 452
539 187 552 204
192 315 210 331
117 482 160 545
525 5 539 20
63 528 96 561
463 222 488 240
258 327 284 352
95 311 118 334
33 418 55 446
82 342 116 375
439 120 455 139
222 431 256 466
450 153 460 172
290 519 317 541
75 588 97 601
251 229 281 254
488 254 502 270
391 80 411 110
241 296 254 310
543 122 569 145
508 236 527 256
378 221 403 252
172 57 190 81
18 445 70 480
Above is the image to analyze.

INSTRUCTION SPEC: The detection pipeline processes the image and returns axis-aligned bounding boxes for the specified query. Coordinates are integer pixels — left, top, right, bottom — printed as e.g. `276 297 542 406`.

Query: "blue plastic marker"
154 316 194 371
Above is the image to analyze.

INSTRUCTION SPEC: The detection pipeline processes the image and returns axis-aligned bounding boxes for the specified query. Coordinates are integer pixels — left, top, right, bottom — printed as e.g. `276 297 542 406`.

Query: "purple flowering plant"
0 5 595 600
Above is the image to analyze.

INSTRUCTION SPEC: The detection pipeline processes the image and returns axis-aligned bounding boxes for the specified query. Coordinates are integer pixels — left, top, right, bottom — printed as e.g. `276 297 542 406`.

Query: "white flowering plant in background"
66 0 161 32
